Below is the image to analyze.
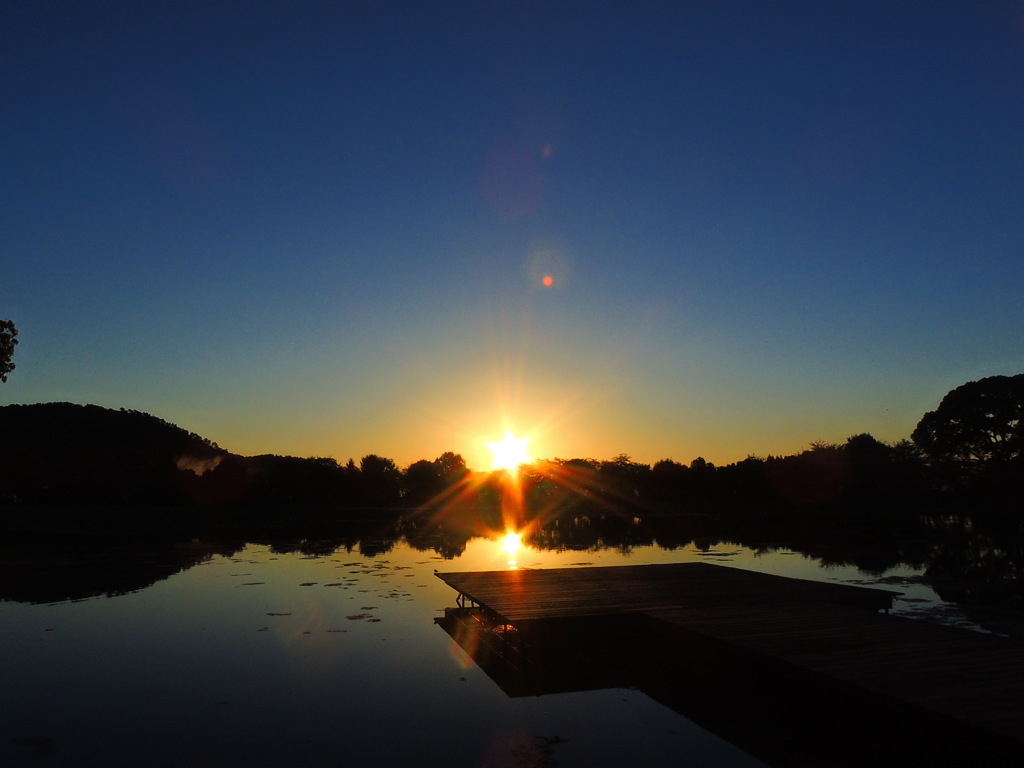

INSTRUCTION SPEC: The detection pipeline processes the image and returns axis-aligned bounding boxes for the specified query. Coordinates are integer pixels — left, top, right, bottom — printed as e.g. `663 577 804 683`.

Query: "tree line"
1 374 1020 521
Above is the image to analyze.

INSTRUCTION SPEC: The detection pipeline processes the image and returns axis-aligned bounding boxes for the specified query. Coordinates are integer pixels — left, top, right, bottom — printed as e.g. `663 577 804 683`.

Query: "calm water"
0 533 983 767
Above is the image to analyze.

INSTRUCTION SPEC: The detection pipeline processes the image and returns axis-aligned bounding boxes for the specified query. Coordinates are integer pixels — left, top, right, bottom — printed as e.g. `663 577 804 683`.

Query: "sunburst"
486 429 532 472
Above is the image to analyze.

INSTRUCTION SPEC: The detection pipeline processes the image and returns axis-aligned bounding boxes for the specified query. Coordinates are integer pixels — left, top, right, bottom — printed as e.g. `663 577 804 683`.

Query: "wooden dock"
436 562 1024 765
437 562 898 620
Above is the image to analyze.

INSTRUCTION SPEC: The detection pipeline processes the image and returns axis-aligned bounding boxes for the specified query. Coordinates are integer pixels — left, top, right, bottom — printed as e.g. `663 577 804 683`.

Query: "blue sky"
4 1 1023 470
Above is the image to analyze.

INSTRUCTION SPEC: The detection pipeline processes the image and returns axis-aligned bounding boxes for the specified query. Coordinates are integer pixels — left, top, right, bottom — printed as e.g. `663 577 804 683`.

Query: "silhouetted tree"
651 458 686 483
402 459 441 504
717 455 773 510
912 374 1024 491
845 433 890 463
525 458 602 517
401 453 469 505
252 457 363 507
888 439 925 491
358 454 401 506
339 458 361 502
0 320 17 383
597 454 651 501
689 456 713 471
687 456 717 501
434 451 469 484
766 443 848 506
650 459 688 506
843 433 891 501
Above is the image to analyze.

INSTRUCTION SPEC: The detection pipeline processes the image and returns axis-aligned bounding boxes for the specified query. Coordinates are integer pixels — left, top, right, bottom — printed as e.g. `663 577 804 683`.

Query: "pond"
0 524 1007 767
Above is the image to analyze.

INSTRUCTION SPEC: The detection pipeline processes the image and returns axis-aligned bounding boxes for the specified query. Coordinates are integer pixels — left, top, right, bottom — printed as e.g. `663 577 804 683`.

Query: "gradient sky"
4 1 1023 470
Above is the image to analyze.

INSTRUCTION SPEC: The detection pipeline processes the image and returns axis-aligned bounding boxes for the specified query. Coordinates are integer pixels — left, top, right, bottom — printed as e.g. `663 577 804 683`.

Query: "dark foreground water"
0 530 1006 767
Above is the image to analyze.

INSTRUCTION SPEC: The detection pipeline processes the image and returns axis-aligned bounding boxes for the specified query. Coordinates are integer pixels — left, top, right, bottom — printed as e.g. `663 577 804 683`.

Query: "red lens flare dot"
542 275 553 287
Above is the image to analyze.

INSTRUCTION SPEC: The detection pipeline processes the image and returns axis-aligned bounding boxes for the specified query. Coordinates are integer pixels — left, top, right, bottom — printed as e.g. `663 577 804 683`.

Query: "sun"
486 429 533 472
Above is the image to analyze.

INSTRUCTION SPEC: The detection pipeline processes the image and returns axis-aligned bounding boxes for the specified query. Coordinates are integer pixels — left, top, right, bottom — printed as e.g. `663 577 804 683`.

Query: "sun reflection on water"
501 531 522 568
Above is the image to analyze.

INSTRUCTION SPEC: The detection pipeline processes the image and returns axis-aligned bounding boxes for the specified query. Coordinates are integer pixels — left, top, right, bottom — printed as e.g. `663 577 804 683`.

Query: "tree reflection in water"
2 508 1023 639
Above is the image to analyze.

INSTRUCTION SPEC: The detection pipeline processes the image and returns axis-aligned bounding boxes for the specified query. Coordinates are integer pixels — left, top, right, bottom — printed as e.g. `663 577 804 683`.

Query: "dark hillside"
0 403 226 505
